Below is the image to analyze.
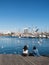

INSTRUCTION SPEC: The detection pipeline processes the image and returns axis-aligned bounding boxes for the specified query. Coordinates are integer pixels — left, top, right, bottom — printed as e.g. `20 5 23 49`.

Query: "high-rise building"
24 28 29 34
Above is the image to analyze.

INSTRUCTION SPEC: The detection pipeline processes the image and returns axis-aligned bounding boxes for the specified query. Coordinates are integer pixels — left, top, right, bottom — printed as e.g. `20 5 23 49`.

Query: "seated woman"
22 45 28 56
33 46 40 56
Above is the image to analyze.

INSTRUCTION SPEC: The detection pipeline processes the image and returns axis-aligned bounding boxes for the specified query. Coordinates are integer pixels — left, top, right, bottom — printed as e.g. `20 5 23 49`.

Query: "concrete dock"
0 54 49 65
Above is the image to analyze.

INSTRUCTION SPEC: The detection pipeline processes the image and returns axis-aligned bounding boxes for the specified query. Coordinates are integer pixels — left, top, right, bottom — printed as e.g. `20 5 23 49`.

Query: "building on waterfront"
24 28 29 34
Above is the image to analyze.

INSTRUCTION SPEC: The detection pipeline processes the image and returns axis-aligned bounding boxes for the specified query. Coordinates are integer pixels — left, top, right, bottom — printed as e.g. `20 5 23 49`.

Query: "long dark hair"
23 45 28 51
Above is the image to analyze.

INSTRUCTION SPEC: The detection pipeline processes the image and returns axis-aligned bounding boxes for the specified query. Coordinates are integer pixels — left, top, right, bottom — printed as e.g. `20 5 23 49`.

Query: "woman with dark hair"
22 45 28 56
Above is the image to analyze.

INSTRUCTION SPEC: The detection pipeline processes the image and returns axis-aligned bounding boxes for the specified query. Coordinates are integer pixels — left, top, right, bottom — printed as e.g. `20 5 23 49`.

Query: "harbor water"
0 36 49 56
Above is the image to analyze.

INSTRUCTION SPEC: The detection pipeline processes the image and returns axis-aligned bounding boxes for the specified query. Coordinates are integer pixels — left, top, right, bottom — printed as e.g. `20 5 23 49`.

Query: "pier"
0 54 49 65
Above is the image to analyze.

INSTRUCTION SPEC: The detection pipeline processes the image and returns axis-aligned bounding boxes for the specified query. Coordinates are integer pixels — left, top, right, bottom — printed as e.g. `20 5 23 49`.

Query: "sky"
0 0 49 32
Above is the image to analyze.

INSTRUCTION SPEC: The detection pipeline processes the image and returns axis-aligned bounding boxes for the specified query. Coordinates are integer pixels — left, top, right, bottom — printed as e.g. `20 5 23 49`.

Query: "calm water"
0 36 49 56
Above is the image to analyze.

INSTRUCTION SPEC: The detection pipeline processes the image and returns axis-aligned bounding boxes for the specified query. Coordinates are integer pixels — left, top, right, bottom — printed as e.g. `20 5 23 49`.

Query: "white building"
24 28 29 34
3 31 11 34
